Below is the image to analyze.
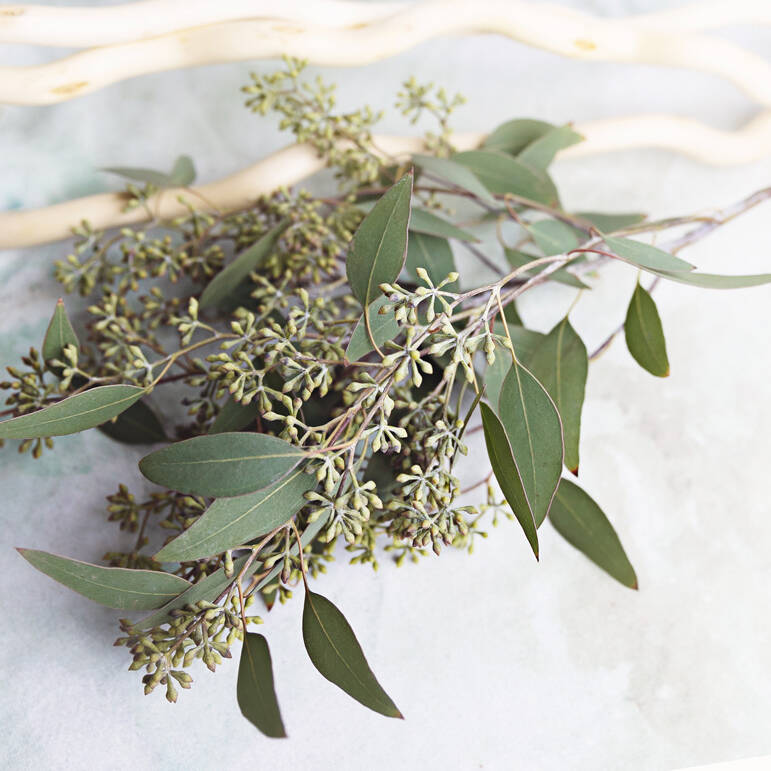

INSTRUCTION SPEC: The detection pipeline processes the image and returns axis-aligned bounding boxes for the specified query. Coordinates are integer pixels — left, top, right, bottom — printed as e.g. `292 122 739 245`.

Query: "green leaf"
168 155 196 186
209 397 260 434
603 236 694 274
528 219 580 255
412 153 496 205
452 150 559 206
200 221 289 310
650 269 771 289
575 211 645 233
99 398 167 444
42 299 79 365
139 432 307 498
17 549 190 610
345 296 400 362
504 301 523 326
409 208 478 242
480 402 539 557
624 282 670 377
527 318 588 474
405 231 458 289
549 478 638 589
155 469 315 562
103 154 196 188
483 325 545 407
505 246 588 290
498 360 564 527
136 516 328 630
482 118 554 155
237 633 287 738
0 384 145 440
347 174 412 309
517 125 583 170
302 590 402 718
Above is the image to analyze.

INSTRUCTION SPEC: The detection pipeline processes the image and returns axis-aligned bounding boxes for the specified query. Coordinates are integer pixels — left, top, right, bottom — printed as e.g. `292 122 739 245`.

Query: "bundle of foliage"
2 60 770 736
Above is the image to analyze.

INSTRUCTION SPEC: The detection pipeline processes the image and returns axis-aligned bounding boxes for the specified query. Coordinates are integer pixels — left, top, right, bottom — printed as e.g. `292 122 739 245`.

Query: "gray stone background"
1 1 770 769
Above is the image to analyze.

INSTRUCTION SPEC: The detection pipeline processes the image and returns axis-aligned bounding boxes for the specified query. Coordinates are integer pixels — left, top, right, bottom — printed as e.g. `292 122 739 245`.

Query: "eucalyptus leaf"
155 468 315 562
651 269 771 289
409 207 478 242
200 221 290 310
504 301 523 326
405 231 458 290
168 155 196 186
99 398 167 444
17 549 190 611
549 478 638 589
527 317 588 474
517 125 583 170
237 633 287 738
452 150 559 206
483 325 545 407
412 153 496 205
0 384 146 440
575 211 645 233
480 402 539 557
624 282 670 377
603 236 694 274
504 246 588 289
209 397 260 434
139 432 307 498
498 360 564 527
345 297 400 362
347 173 412 308
528 219 580 256
482 118 554 155
103 154 195 188
42 299 79 365
302 590 402 718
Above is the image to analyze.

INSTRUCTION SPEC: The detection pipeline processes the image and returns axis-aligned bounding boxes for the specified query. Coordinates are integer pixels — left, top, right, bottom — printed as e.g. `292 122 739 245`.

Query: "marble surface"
1 2 770 769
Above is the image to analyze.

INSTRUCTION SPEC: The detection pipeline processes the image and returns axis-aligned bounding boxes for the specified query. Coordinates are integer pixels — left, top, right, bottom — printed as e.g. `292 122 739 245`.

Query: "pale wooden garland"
2 113 770 250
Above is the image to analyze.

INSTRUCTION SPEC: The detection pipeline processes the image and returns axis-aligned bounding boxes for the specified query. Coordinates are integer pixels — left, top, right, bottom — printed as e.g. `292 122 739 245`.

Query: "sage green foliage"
139 432 307 497
0 384 145 439
4 59 771 738
104 154 196 188
624 282 670 377
155 469 315 562
498 360 564 528
347 173 412 308
527 318 588 474
303 590 402 718
238 633 287 738
549 479 638 589
17 549 190 610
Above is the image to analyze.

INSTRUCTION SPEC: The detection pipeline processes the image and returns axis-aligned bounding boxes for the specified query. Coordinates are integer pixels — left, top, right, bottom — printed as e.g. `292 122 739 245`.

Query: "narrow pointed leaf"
42 299 79 364
498 361 564 526
99 398 167 444
200 221 289 309
302 590 402 718
209 397 260 434
528 219 580 256
102 165 174 187
549 478 638 589
347 174 412 308
413 153 496 205
409 207 478 242
237 633 286 738
405 231 457 289
480 402 539 557
624 282 670 377
0 384 145 439
482 118 554 154
483 325 545 407
505 246 588 289
155 469 315 562
345 296 400 362
452 150 559 206
604 235 694 273
168 155 196 186
575 211 645 233
136 516 327 630
139 432 307 498
17 549 190 610
517 125 583 170
650 269 771 289
527 318 588 474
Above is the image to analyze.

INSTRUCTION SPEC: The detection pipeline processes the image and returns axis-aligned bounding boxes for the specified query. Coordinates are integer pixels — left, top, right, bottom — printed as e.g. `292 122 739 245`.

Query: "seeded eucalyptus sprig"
3 59 771 737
